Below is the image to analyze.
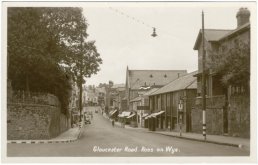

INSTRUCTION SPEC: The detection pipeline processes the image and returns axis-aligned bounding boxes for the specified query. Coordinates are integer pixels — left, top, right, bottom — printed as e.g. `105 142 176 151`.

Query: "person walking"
112 120 115 127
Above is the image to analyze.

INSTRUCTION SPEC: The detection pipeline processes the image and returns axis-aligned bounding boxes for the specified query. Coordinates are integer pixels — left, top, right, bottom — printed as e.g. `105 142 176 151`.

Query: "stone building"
192 8 250 137
125 66 187 112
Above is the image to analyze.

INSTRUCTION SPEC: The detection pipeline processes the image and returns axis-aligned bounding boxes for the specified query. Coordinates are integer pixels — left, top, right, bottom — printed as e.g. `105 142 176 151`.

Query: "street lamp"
151 27 157 37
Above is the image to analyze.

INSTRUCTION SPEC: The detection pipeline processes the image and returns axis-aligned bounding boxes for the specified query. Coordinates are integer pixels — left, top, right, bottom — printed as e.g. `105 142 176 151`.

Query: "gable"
128 70 187 90
193 29 232 50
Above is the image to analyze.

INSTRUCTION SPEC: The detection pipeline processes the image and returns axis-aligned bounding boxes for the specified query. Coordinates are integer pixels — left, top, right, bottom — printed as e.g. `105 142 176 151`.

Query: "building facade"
192 8 250 137
148 71 197 132
125 66 187 113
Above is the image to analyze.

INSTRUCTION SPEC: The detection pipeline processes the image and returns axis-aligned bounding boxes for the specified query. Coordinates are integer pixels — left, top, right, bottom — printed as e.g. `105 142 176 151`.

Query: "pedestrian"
112 120 114 127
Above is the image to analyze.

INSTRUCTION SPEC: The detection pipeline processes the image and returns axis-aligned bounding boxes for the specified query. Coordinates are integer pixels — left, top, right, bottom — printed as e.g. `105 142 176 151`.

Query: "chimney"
236 7 250 28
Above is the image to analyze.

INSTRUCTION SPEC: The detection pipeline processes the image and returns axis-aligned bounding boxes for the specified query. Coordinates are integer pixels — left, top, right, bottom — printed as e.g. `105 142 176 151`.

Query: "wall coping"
7 103 60 108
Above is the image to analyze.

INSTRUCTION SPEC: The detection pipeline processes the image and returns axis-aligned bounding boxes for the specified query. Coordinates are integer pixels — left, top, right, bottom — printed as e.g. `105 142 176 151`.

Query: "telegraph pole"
202 11 207 140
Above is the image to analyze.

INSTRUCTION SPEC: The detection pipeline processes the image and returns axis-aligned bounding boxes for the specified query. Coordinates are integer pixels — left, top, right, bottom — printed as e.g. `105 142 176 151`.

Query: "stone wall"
191 94 250 137
191 96 224 135
191 107 223 135
7 100 69 140
228 94 250 138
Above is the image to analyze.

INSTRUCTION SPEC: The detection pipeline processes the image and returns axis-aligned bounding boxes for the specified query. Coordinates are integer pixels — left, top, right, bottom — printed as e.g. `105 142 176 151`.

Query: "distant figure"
112 120 115 127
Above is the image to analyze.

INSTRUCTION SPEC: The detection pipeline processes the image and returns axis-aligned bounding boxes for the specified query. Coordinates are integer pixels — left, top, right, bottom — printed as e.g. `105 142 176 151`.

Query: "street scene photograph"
2 1 257 163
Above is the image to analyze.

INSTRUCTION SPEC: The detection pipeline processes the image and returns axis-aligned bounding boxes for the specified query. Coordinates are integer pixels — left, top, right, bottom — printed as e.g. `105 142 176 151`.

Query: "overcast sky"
82 2 254 86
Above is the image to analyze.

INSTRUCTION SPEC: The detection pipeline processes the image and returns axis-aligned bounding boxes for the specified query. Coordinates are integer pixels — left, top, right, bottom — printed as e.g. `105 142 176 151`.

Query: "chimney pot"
236 7 250 28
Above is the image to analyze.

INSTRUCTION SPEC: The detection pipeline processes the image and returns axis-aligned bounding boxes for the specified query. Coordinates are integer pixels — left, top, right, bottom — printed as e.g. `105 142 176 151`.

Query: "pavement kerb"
104 115 245 149
7 122 83 144
149 131 241 148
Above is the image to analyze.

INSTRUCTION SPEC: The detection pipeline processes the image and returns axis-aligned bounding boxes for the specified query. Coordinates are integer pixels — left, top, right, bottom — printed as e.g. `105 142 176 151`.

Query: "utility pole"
202 11 207 141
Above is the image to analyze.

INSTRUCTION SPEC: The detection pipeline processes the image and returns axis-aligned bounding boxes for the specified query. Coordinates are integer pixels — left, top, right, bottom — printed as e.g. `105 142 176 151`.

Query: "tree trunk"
79 76 83 122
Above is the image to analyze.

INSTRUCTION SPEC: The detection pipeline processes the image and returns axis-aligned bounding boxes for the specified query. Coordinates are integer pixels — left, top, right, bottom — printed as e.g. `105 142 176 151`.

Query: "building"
95 87 106 107
125 66 187 112
192 8 250 137
129 88 159 127
148 71 197 132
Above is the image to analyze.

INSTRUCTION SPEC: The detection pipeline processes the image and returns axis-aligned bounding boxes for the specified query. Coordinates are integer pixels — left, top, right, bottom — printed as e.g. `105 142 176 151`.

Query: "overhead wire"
107 6 184 40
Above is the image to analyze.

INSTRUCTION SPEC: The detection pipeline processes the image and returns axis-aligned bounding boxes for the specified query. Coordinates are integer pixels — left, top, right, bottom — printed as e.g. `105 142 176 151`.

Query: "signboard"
137 106 150 110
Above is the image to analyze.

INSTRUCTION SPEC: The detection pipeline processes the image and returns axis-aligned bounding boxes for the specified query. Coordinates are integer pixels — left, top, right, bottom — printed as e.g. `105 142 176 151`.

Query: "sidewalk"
109 117 250 151
8 124 83 144
153 131 250 151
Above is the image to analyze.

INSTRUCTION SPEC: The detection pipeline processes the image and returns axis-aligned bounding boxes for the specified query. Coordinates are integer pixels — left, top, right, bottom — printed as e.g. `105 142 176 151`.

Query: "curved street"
7 106 249 157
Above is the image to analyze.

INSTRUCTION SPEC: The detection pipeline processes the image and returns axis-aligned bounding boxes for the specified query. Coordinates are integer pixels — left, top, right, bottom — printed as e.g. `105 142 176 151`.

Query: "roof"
128 70 187 90
193 29 232 50
143 88 160 96
111 84 125 89
219 22 250 41
150 71 198 96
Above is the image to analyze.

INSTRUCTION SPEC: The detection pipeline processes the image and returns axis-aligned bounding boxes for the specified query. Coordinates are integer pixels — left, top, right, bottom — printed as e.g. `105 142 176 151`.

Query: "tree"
207 40 250 93
7 7 99 116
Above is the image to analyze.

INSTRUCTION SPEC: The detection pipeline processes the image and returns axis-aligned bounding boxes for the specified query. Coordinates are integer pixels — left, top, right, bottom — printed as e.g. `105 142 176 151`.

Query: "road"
7 106 249 157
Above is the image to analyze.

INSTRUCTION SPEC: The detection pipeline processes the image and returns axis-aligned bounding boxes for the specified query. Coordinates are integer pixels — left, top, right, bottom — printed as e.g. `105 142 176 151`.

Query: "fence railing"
8 90 60 106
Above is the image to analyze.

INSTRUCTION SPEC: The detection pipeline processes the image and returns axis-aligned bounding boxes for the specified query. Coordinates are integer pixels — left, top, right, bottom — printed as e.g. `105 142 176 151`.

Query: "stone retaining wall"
191 95 250 138
7 103 68 140
228 95 250 138
191 107 223 135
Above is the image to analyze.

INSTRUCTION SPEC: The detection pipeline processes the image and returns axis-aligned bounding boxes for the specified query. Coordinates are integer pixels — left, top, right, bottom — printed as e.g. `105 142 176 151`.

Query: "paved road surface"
7 106 249 157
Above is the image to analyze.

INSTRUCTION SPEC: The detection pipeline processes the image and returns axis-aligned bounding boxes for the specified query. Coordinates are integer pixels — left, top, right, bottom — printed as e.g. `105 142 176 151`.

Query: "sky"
81 2 254 86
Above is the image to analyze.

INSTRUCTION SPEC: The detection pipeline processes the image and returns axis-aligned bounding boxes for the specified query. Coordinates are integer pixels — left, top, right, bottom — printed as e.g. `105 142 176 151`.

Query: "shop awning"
142 114 149 118
109 109 118 117
154 111 165 116
145 111 165 119
127 114 135 119
118 111 131 118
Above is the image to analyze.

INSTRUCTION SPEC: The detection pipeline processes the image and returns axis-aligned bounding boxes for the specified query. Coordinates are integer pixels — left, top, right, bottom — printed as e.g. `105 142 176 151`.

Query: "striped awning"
118 111 131 118
145 111 165 119
109 109 118 117
127 114 135 119
142 114 149 118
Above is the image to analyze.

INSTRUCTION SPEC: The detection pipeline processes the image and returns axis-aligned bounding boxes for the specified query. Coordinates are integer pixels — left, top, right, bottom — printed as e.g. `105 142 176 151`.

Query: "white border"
1 1 257 164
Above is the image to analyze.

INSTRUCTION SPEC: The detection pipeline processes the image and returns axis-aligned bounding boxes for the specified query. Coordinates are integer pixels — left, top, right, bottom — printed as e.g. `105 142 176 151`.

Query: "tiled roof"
150 71 198 96
193 29 232 50
143 88 160 96
219 22 250 41
128 70 187 90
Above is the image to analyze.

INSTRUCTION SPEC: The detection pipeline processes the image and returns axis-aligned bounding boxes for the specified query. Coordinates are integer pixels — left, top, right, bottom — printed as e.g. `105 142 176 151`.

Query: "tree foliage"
207 40 250 91
8 7 102 115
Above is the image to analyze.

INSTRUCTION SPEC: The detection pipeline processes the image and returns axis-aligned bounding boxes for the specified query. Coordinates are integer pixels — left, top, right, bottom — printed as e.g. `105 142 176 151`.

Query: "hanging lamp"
151 27 157 37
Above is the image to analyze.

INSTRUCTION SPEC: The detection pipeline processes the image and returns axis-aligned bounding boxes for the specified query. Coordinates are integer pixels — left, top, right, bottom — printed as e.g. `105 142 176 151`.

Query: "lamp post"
202 11 207 141
178 98 183 137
